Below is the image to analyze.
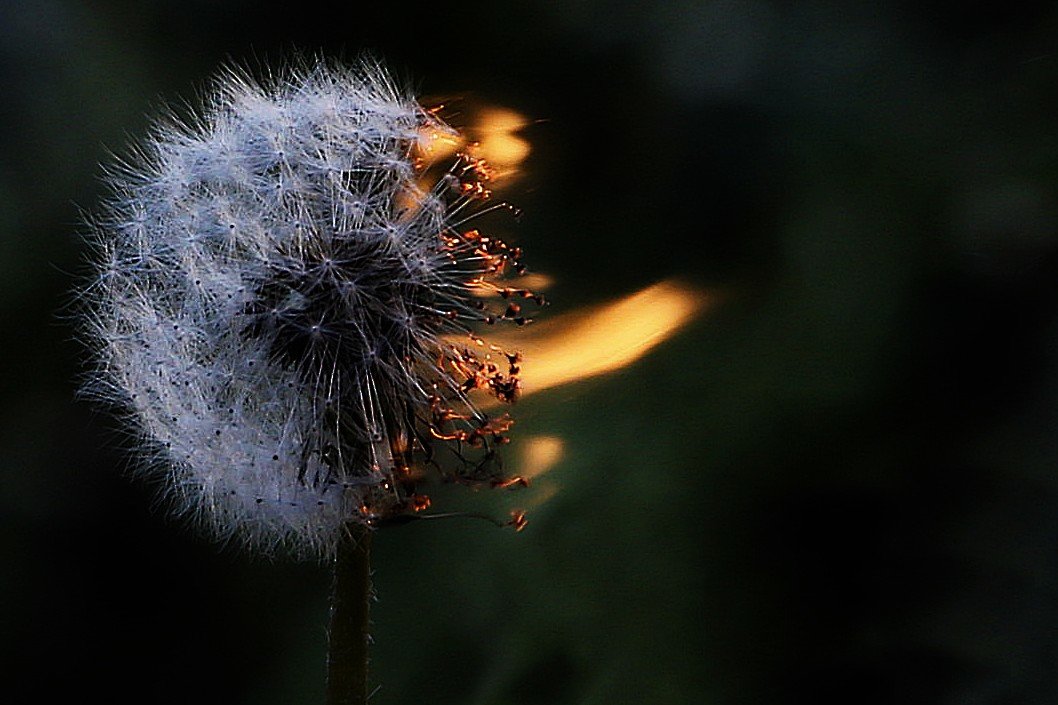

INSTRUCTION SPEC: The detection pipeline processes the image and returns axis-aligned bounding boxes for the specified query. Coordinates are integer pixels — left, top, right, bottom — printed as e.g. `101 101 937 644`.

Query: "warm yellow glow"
469 107 531 181
478 107 529 134
510 435 564 510
470 271 553 298
512 272 551 294
495 280 705 396
416 127 464 162
520 435 564 480
417 104 531 183
478 134 530 174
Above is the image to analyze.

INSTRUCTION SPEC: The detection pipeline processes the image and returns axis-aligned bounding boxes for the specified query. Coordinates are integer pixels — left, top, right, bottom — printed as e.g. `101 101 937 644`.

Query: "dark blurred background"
4 1 1058 703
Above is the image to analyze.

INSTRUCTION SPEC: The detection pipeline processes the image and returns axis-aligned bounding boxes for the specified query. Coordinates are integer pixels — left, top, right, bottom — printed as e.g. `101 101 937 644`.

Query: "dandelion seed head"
79 59 539 558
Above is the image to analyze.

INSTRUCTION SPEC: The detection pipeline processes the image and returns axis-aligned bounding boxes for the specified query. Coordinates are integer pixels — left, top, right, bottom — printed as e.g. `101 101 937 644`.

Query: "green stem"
326 524 373 705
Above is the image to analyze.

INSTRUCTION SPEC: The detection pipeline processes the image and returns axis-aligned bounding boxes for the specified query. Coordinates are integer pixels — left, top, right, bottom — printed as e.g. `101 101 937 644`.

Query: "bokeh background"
4 1 1058 703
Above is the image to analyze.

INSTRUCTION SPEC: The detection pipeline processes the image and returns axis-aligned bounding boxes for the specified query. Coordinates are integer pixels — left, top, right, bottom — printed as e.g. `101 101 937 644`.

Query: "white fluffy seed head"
79 59 538 559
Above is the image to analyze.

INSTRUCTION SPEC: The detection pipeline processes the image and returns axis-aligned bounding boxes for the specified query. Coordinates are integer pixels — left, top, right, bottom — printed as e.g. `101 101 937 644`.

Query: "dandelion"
79 59 540 559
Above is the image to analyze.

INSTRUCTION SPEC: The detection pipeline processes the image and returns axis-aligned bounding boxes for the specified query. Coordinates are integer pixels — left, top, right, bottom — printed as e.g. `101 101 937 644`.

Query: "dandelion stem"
327 524 372 705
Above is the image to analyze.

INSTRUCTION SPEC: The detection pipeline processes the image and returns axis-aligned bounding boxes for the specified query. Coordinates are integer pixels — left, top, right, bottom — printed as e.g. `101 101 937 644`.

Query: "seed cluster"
81 61 539 557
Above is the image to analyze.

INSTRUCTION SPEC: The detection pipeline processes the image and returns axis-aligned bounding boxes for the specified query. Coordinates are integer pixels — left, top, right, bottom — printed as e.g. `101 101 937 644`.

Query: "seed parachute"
80 59 541 558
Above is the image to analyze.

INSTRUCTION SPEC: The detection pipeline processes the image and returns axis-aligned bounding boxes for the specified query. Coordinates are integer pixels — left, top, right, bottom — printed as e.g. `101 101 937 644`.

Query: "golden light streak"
477 107 529 134
520 435 564 480
508 436 564 510
418 104 532 183
416 126 464 162
470 271 552 297
472 107 531 180
492 280 705 397
508 271 551 294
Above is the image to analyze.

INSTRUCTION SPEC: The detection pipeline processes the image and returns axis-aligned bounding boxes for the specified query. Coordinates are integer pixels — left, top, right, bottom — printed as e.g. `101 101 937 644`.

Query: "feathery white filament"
81 60 531 557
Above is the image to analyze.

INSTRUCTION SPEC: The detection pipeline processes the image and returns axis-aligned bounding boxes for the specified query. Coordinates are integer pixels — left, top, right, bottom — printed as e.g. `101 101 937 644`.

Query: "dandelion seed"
80 59 539 558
